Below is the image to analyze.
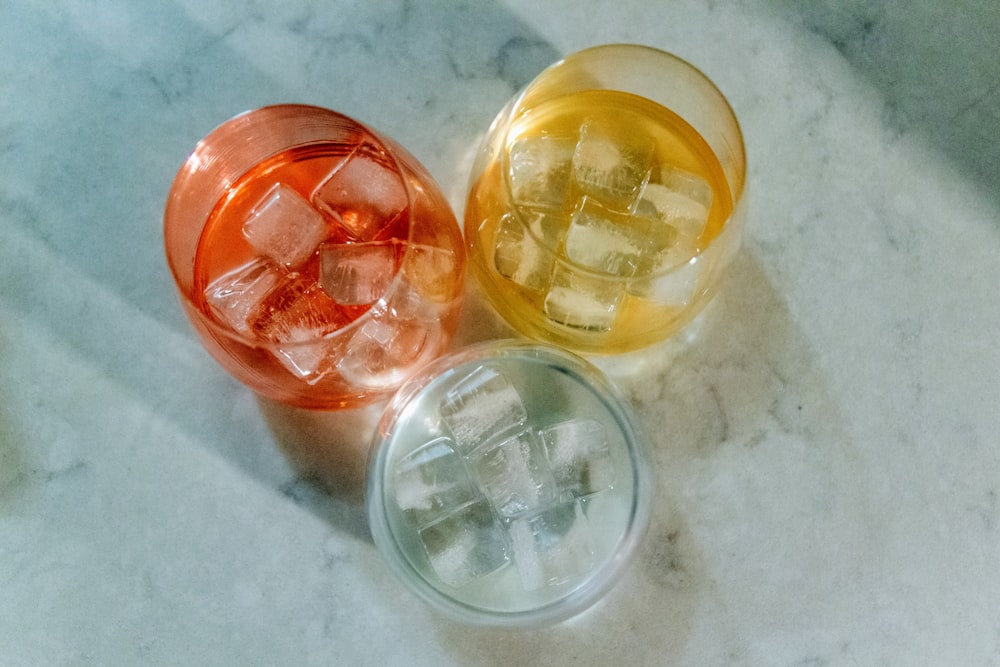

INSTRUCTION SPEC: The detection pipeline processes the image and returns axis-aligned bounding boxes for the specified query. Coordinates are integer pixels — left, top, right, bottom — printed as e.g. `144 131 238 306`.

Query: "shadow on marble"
0 0 561 541
428 248 866 661
0 405 25 518
450 273 525 348
427 509 707 662
256 396 385 542
251 275 519 545
595 247 862 467
0 332 18 511
0 325 53 519
773 0 1000 207
200 3 560 543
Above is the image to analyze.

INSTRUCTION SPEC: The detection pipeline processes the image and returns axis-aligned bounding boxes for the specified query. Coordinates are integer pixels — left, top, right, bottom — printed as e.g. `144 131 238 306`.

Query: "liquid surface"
465 89 738 353
194 143 404 317
379 354 638 613
188 141 462 405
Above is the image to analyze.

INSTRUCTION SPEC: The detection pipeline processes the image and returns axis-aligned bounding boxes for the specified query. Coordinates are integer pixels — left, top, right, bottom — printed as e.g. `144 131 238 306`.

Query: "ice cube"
492 212 566 291
240 273 351 382
204 257 284 334
564 197 649 277
394 437 479 528
399 243 459 304
320 240 399 305
242 184 328 267
634 216 676 269
509 500 596 591
629 175 708 303
543 263 622 332
469 429 557 519
419 498 510 588
658 164 714 209
630 255 703 307
572 120 653 213
335 315 434 389
383 279 443 323
637 168 712 241
439 365 528 452
246 273 349 343
538 419 615 498
273 338 341 385
508 134 576 211
311 145 408 241
653 217 701 270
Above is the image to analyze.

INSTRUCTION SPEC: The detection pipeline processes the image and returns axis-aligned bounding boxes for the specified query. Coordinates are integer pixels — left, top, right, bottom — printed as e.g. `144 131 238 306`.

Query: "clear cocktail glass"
366 340 653 626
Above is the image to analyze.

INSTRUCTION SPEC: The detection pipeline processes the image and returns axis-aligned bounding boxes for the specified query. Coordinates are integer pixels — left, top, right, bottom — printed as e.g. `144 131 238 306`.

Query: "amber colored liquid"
465 89 736 353
189 142 464 409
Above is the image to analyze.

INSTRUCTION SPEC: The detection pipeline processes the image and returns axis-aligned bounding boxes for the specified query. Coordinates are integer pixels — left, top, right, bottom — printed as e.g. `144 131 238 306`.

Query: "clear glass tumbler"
165 105 465 409
464 44 747 354
366 340 653 626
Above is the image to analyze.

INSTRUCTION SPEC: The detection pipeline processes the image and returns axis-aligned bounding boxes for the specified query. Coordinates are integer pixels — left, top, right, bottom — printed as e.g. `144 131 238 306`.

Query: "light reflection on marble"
1 0 999 664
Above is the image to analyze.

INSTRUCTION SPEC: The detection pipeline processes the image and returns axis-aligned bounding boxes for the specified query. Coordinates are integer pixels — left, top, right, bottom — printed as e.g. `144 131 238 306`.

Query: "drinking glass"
464 44 747 354
366 340 653 626
165 105 465 409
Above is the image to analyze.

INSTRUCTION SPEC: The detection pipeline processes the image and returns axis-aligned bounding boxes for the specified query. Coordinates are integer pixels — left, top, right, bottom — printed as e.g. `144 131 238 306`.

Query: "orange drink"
165 105 465 409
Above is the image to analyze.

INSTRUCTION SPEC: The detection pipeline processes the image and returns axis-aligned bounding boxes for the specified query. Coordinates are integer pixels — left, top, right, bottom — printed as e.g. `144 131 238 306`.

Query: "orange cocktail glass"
165 105 465 409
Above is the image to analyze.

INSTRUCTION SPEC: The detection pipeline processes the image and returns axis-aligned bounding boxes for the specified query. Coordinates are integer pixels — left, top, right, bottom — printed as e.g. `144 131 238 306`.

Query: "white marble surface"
2 1 999 664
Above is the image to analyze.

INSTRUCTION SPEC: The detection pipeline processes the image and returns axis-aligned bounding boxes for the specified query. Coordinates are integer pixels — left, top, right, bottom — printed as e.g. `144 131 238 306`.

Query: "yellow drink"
463 44 747 355
465 88 735 353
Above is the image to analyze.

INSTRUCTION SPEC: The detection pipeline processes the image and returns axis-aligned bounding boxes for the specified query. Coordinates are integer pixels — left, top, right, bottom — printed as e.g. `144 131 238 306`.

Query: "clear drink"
464 45 747 353
366 341 652 626
165 105 465 409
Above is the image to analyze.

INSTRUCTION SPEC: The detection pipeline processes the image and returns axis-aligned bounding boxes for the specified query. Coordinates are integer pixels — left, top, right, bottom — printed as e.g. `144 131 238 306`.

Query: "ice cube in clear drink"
509 500 596 591
204 257 284 334
311 145 407 241
336 315 433 389
563 197 649 277
469 429 557 519
538 418 615 498
418 498 510 588
508 134 576 211
492 212 566 292
439 365 528 452
543 263 623 332
394 437 479 528
571 120 653 213
320 240 399 306
242 184 328 268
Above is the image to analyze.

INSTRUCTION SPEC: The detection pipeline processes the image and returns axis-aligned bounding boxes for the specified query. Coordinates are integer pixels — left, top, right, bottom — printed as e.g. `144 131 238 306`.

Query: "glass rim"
163 103 442 352
365 339 655 627
498 43 747 280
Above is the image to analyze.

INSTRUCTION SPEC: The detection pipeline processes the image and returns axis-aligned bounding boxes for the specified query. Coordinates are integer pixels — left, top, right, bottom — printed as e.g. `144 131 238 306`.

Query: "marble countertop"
3 1 999 664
